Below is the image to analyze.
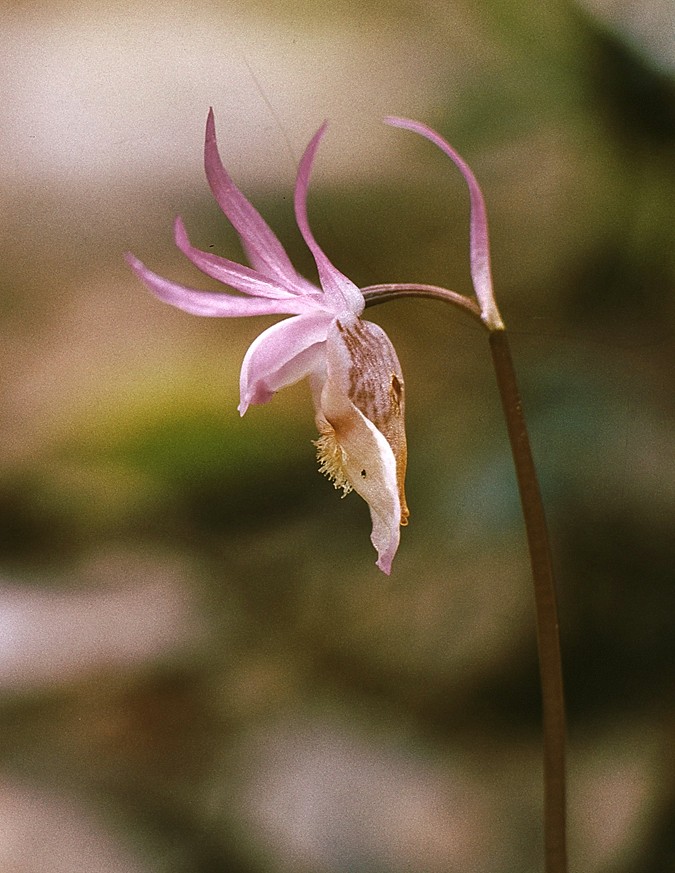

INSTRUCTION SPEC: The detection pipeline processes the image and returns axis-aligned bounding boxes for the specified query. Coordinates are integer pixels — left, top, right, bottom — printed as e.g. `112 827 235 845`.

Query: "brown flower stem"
365 287 567 873
488 327 567 873
362 283 483 324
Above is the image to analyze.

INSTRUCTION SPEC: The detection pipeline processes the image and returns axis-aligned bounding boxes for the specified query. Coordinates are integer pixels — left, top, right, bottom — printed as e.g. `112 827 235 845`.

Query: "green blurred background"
1 0 673 870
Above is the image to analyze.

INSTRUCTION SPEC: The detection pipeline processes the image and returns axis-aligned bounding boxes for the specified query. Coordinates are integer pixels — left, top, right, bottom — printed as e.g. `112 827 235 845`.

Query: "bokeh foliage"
0 0 673 871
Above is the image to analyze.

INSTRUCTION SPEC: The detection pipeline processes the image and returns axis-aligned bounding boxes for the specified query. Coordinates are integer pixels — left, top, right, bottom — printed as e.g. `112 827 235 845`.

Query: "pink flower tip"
383 115 504 331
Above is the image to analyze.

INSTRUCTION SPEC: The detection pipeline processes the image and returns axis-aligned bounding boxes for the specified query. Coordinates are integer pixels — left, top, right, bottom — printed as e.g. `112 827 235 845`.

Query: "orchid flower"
126 110 408 574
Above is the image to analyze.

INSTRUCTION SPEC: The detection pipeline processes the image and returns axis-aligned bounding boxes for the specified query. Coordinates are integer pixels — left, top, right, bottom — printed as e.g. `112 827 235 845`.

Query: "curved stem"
489 328 567 873
362 283 482 324
365 285 567 873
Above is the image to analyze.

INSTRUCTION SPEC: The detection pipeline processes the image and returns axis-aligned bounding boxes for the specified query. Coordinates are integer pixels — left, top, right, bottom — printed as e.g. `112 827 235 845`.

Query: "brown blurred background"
1 0 673 871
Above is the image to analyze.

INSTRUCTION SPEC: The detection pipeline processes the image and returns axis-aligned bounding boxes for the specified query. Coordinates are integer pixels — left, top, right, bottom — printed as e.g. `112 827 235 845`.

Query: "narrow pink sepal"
125 253 318 317
173 217 322 303
238 312 334 415
384 116 503 329
204 109 310 288
294 123 365 317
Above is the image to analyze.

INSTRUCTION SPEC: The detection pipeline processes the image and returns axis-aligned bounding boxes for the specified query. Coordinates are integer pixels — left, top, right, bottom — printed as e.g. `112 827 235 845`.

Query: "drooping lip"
332 316 408 522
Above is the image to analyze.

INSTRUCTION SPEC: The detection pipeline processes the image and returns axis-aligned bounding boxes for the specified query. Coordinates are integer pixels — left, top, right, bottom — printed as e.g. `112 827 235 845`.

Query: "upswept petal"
384 116 503 330
204 109 317 294
294 123 365 317
238 312 334 415
125 253 319 317
173 217 325 304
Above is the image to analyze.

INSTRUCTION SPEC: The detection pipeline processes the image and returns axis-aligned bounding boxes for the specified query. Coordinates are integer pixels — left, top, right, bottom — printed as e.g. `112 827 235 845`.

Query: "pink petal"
126 253 319 317
238 313 334 415
174 217 323 302
205 109 317 294
384 116 503 330
294 123 365 317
